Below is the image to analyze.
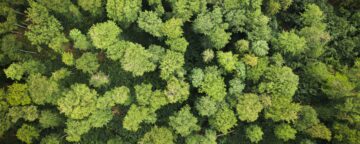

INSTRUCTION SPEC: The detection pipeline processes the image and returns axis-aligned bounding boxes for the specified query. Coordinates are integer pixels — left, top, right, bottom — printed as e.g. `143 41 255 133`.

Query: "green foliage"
294 106 320 131
305 123 332 141
197 66 226 101
39 110 62 128
195 96 217 116
27 74 59 105
0 1 358 143
69 29 91 50
274 30 307 56
40 134 60 144
274 123 297 141
169 105 200 136
251 40 269 56
61 52 74 66
75 52 100 74
235 39 249 54
161 18 184 39
0 3 17 34
138 11 163 37
123 104 156 131
246 125 264 143
166 37 189 53
88 21 121 49
16 124 39 144
185 129 217 144
106 0 142 26
164 77 190 103
57 84 98 119
202 49 215 63
236 93 263 122
6 83 31 106
89 72 110 88
77 0 103 16
103 86 130 106
217 51 238 72
160 50 185 80
139 126 174 144
121 42 156 76
259 66 299 98
209 105 237 134
25 1 65 48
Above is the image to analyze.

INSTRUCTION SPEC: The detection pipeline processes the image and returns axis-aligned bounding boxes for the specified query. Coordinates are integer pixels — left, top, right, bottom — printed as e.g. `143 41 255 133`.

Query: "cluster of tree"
0 0 359 143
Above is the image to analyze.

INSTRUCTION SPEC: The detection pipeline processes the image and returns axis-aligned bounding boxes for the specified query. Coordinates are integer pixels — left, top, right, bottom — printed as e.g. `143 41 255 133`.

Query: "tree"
235 39 249 54
294 106 320 131
195 96 218 116
88 21 121 49
75 52 100 74
193 8 231 49
273 30 306 56
89 72 110 88
160 50 185 80
57 84 98 119
161 18 184 39
4 60 45 81
242 54 258 67
169 105 200 136
209 105 237 134
121 42 156 76
259 66 299 98
305 123 332 141
274 123 297 141
69 29 91 50
202 49 215 63
165 37 189 53
0 3 17 34
16 124 39 144
164 77 190 103
123 104 156 132
106 0 142 26
39 110 63 128
103 86 130 106
185 130 217 144
138 11 163 37
139 126 174 144
40 134 60 144
27 74 59 105
217 51 238 72
36 0 83 24
25 1 66 53
77 0 103 16
197 66 226 101
62 52 74 66
246 125 264 143
236 93 263 122
167 0 206 21
301 4 325 27
6 83 31 106
251 40 269 56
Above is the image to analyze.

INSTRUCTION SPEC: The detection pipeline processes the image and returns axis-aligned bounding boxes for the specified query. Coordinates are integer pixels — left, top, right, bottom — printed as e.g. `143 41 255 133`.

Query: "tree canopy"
0 0 359 143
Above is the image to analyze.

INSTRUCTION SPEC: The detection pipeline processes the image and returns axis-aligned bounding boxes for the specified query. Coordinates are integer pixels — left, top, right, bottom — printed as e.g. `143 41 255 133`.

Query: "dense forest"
0 0 359 143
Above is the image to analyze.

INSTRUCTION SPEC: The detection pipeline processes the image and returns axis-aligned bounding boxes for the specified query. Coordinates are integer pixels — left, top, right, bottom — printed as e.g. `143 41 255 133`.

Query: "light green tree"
274 123 297 141
139 126 174 144
16 124 39 144
121 42 156 76
236 93 263 122
88 21 121 49
169 105 200 136
75 52 100 74
246 125 264 143
57 84 98 119
106 0 142 26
